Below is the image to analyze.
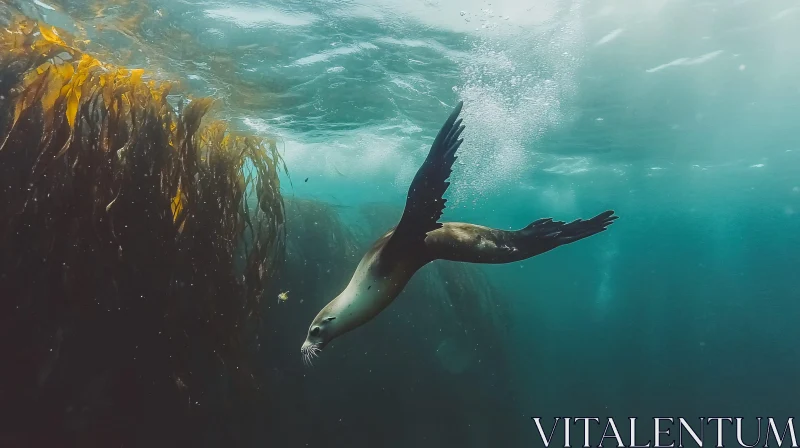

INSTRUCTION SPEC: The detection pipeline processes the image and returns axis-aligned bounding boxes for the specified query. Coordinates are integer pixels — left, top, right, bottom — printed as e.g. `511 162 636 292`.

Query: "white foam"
242 121 415 185
204 6 317 28
645 50 724 73
543 157 592 175
242 117 271 135
595 28 624 46
448 1 585 204
772 7 800 21
333 0 560 34
374 37 432 48
291 43 378 66
33 0 56 10
374 37 467 60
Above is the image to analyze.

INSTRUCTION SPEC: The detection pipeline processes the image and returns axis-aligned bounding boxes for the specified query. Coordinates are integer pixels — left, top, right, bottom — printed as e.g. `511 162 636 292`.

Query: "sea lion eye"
310 327 320 336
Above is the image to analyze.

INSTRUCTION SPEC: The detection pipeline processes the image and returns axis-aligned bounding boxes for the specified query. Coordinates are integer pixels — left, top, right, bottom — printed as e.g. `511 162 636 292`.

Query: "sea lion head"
300 312 338 366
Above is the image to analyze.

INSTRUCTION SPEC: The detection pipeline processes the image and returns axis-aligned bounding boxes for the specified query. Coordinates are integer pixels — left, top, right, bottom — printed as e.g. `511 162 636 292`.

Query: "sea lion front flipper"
382 102 465 266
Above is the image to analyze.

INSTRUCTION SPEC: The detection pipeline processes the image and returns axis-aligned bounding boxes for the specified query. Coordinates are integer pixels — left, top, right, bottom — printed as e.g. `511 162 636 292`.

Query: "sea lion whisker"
301 343 321 367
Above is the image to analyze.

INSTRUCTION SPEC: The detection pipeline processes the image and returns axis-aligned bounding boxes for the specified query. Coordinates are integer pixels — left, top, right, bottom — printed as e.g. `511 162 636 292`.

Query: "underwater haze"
8 0 800 446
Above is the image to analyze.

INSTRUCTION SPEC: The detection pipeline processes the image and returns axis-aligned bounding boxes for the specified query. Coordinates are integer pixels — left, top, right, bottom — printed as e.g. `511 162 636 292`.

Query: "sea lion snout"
301 337 324 366
301 327 325 351
300 338 319 352
301 315 339 365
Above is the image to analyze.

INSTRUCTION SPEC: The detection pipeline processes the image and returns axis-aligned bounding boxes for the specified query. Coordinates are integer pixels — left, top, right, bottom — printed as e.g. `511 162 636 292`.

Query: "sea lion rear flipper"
424 210 618 264
520 210 618 250
383 101 465 262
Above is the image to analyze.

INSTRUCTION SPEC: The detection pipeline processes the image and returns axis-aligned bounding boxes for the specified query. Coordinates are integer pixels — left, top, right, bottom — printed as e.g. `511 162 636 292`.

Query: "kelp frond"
0 14 285 443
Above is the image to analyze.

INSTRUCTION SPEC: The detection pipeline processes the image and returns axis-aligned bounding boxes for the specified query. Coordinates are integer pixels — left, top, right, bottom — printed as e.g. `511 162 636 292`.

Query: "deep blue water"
11 0 800 446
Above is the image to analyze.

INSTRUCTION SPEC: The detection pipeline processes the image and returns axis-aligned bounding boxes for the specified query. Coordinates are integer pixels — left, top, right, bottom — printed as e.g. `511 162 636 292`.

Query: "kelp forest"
0 6 521 448
0 9 285 446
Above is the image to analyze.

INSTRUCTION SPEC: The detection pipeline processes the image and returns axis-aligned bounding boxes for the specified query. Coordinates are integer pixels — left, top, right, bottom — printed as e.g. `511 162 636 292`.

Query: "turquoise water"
11 0 800 446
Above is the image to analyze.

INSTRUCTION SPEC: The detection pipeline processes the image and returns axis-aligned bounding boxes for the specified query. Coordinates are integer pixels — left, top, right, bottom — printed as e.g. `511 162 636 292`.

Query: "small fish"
304 177 309 182
277 291 290 303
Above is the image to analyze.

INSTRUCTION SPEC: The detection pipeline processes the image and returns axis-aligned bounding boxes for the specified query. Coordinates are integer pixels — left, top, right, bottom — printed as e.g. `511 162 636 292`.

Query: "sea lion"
300 101 618 365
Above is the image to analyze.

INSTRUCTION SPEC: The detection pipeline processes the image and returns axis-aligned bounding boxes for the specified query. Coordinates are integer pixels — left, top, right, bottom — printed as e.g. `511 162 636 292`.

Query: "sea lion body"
301 102 618 364
311 231 419 339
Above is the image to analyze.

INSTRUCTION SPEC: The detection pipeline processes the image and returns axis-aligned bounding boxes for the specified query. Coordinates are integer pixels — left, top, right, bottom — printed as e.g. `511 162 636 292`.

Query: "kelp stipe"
0 15 285 446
